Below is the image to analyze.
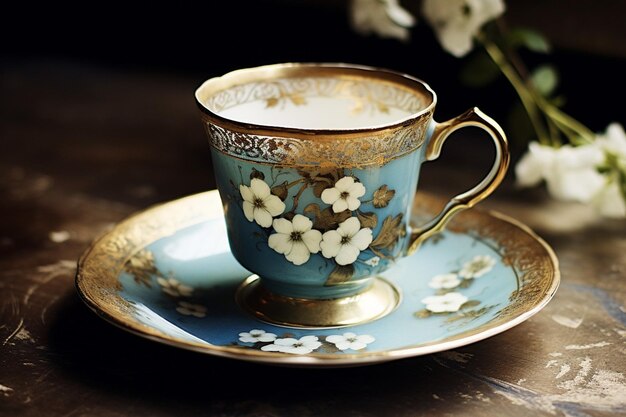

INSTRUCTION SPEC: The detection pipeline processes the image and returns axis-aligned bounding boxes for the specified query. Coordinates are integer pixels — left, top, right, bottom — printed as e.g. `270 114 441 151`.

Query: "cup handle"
406 107 510 255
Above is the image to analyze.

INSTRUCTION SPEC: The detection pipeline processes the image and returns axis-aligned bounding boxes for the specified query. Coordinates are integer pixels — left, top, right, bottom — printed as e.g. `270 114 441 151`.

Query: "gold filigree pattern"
205 77 427 116
76 191 559 365
430 205 558 324
206 118 430 168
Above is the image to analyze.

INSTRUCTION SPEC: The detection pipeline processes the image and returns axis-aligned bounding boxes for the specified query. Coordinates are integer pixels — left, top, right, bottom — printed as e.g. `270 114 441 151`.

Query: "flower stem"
477 32 551 145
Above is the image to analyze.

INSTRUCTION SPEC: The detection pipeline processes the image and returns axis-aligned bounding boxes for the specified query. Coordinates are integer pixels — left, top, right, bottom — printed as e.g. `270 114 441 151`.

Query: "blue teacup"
195 63 509 328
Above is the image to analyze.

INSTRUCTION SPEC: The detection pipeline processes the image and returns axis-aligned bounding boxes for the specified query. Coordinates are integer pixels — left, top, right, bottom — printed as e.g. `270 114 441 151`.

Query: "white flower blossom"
268 215 322 265
350 0 416 41
592 180 626 218
156 277 193 297
176 301 207 318
515 142 606 203
261 336 322 354
421 292 468 313
240 178 286 228
597 122 626 163
326 333 375 351
428 273 461 289
422 0 505 57
320 217 373 266
459 255 496 279
238 329 277 343
321 176 366 213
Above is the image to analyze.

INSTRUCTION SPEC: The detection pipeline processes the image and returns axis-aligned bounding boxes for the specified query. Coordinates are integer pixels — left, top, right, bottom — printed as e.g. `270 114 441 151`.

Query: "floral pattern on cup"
236 329 376 354
415 254 498 325
239 178 286 228
268 215 322 265
236 168 407 285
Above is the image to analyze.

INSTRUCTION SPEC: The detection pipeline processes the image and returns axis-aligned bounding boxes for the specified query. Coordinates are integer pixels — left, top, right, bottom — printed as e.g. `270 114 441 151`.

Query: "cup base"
235 275 402 329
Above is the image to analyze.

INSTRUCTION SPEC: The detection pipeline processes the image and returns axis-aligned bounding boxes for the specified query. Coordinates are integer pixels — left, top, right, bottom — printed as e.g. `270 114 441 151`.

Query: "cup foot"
235 275 402 329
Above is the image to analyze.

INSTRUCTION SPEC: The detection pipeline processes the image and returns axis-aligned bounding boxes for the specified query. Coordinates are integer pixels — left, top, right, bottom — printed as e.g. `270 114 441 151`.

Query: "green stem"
477 33 551 145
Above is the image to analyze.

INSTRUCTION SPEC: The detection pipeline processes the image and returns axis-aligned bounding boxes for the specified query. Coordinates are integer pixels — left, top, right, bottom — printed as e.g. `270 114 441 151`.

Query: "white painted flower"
592 180 626 218
459 255 496 279
516 142 605 203
156 276 193 297
176 301 207 318
422 0 505 57
350 0 416 41
260 336 322 354
238 329 277 343
321 176 366 213
320 217 373 266
268 215 322 265
240 178 286 228
364 256 380 267
422 292 468 313
326 333 375 351
428 273 461 289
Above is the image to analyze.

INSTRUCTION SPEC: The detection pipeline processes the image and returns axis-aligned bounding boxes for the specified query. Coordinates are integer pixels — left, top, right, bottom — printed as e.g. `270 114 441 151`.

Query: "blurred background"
2 0 625 202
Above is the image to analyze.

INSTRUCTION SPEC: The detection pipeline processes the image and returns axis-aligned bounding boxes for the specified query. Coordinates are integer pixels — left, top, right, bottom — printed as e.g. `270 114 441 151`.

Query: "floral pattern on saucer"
237 329 376 354
414 254 498 325
76 191 559 366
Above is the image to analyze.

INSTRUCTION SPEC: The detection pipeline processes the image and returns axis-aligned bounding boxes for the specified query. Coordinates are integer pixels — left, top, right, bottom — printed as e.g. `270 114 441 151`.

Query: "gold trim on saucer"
75 190 560 367
235 275 401 329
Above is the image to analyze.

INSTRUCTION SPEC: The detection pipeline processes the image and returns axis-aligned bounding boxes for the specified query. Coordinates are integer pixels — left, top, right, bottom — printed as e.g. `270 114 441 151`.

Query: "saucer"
76 191 559 367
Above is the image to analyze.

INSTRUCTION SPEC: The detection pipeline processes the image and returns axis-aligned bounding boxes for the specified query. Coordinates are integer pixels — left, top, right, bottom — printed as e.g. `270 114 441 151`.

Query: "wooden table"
2 60 625 417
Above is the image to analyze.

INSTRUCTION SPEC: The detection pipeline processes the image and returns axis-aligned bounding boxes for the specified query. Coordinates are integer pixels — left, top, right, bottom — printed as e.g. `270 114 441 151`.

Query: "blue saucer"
76 191 559 367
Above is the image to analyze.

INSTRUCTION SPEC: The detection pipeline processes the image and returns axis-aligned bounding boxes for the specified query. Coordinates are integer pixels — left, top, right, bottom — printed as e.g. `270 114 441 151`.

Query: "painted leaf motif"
357 211 378 229
372 185 396 208
461 300 481 309
414 309 431 318
458 278 474 289
124 249 158 287
370 214 405 250
250 168 265 181
289 95 306 105
304 204 351 232
325 264 355 286
271 181 288 201
266 97 279 108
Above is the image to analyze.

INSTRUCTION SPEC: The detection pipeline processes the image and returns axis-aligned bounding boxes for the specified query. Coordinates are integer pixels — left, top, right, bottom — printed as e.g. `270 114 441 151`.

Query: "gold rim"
75 190 560 367
194 63 437 140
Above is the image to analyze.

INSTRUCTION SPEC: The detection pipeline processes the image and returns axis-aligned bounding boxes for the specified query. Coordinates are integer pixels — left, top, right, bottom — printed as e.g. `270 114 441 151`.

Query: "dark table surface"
1 60 625 417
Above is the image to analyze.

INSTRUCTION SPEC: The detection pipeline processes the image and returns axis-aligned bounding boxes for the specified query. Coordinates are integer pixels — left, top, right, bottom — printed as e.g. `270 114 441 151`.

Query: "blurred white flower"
422 0 505 57
350 0 416 41
516 142 605 203
592 180 626 218
597 122 626 163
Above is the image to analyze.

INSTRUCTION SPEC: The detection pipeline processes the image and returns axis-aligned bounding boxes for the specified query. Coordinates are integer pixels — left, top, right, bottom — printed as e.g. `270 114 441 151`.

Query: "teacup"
195 63 509 328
